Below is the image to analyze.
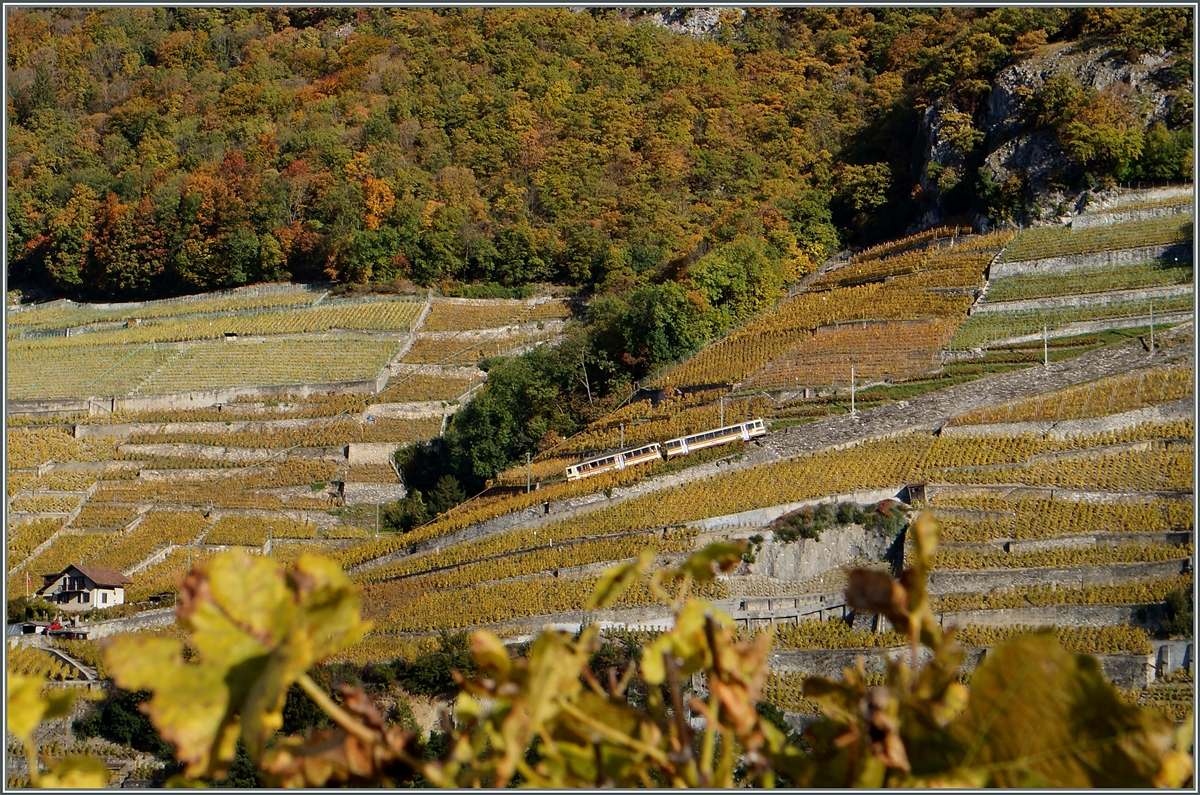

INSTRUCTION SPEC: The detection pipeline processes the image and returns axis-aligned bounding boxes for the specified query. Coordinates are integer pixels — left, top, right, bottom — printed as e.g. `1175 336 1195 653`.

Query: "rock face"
749 522 895 582
920 41 1191 228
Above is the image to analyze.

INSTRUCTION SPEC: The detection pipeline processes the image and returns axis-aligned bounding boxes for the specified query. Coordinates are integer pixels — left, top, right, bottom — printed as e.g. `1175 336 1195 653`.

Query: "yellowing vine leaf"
34 757 110 789
947 630 1186 787
6 675 107 789
102 551 371 779
586 547 655 609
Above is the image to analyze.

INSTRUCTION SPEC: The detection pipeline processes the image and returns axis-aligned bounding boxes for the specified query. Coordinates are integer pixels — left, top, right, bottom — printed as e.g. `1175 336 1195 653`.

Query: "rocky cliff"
920 41 1192 229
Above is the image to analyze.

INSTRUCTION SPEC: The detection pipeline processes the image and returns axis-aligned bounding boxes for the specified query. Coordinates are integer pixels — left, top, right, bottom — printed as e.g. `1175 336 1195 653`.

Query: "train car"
565 442 663 481
663 418 767 457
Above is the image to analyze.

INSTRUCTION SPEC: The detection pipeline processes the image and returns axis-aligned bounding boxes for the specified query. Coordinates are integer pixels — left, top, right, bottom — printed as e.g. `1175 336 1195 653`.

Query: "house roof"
39 563 132 590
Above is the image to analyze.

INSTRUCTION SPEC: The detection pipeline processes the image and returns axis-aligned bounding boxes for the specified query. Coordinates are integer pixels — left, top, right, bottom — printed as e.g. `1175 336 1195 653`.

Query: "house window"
101 593 107 604
83 592 90 603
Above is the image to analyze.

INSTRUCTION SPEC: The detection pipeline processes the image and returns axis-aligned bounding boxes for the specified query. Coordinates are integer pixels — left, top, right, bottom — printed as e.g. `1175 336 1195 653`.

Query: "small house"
37 564 132 611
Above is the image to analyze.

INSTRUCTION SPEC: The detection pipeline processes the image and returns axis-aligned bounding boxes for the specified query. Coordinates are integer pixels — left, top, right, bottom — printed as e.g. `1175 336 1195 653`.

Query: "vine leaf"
6 675 108 788
35 757 111 788
945 630 1182 787
102 551 371 779
664 540 746 582
586 547 655 609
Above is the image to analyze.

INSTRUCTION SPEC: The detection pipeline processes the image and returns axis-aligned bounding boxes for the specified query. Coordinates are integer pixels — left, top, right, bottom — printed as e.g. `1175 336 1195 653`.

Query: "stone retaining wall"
940 603 1165 630
416 318 566 340
941 398 1193 439
926 558 1190 595
685 486 908 533
992 242 1191 280
768 646 1152 689
973 283 1193 315
345 442 403 466
363 401 457 420
9 374 390 418
982 309 1192 348
76 414 355 439
342 482 408 505
1070 202 1193 229
76 608 176 640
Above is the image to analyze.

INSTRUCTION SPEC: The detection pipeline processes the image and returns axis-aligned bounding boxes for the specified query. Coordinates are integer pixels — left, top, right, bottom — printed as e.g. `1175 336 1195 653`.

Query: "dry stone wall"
926 559 1190 595
941 398 1193 440
1070 201 1193 229
972 283 1193 315
991 242 1191 279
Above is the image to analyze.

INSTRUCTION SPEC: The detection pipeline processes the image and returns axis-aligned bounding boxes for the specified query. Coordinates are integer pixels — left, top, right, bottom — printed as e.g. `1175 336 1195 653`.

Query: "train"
564 418 767 481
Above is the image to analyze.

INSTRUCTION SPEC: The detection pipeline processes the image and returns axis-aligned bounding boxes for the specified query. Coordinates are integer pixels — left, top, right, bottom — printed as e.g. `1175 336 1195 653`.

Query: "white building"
37 564 132 611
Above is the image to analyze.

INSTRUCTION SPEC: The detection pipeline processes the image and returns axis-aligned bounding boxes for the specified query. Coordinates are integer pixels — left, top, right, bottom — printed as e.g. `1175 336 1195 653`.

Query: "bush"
395 630 477 697
771 500 907 544
7 596 56 623
1162 588 1193 637
74 688 175 759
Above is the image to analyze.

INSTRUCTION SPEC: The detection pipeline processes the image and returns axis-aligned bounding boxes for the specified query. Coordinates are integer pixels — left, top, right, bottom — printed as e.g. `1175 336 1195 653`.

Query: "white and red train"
564 419 767 482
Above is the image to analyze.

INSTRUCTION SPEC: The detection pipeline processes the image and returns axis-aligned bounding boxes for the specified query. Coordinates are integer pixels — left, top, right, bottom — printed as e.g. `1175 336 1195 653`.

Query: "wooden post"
526 452 531 494
581 352 592 405
851 365 856 416
1043 325 1049 370
1149 302 1154 355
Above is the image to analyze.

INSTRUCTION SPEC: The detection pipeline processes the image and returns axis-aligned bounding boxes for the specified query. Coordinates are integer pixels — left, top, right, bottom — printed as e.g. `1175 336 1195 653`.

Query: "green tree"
428 474 467 516
46 184 98 292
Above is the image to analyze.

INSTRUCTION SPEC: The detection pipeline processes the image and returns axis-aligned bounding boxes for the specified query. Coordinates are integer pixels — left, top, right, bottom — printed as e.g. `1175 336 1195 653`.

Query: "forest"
7 7 1192 303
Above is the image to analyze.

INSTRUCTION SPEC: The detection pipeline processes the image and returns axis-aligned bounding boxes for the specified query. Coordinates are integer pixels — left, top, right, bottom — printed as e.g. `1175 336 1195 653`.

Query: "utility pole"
850 365 856 416
719 395 724 427
526 452 531 494
1043 325 1049 370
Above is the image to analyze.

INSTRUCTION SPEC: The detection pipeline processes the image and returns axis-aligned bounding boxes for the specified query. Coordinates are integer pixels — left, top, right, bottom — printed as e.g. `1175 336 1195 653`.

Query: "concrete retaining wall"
992 242 1192 280
973 283 1193 315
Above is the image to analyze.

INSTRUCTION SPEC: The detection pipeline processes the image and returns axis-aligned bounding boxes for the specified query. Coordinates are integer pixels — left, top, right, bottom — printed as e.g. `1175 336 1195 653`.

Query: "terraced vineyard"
421 298 571 332
997 214 1192 262
7 285 321 334
985 261 1193 302
743 319 958 390
401 327 554 364
947 362 1192 425
6 646 85 681
951 293 1193 349
6 198 1195 753
653 234 1005 388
